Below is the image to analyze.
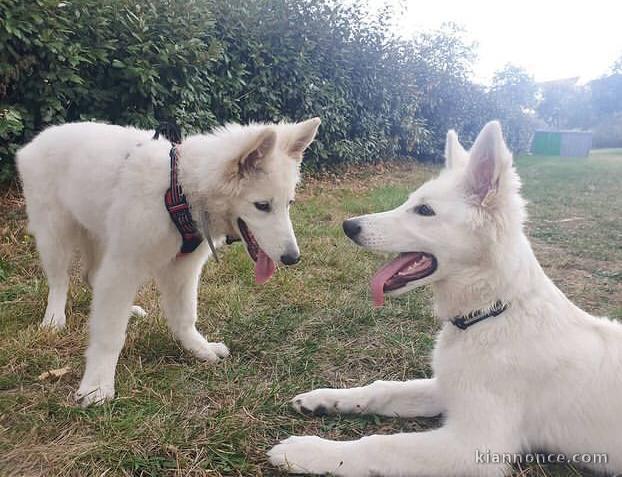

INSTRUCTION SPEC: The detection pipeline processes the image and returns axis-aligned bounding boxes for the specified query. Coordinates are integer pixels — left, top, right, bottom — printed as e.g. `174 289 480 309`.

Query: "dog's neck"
431 232 559 321
173 141 235 242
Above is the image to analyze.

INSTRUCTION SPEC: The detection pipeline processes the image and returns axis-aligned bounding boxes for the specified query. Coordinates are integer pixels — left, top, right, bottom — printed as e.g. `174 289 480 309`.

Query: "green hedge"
1 0 218 181
1 0 529 181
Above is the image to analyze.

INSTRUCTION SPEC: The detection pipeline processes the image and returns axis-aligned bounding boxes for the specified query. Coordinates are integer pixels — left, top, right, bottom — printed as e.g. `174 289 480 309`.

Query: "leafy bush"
189 0 432 168
1 0 217 180
0 0 543 182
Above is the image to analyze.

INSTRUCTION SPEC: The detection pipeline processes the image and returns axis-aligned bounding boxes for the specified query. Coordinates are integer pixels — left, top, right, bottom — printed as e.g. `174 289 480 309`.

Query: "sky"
370 0 622 84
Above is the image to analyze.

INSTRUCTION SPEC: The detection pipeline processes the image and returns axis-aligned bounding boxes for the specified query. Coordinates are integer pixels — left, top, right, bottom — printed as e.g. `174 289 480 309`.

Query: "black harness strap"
451 300 509 330
164 144 203 255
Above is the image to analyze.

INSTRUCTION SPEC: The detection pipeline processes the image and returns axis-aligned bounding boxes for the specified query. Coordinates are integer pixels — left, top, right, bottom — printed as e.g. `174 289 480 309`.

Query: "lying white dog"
269 121 622 476
17 118 320 406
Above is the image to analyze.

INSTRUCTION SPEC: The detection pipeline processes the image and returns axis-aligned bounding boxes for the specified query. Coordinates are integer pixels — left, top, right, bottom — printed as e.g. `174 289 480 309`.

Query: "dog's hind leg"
291 378 444 418
29 208 79 330
155 256 229 363
76 254 143 406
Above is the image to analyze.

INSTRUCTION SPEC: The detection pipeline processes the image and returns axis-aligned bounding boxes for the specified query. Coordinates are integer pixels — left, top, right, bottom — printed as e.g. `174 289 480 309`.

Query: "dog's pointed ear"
445 130 468 169
288 117 321 160
464 121 512 205
238 128 277 176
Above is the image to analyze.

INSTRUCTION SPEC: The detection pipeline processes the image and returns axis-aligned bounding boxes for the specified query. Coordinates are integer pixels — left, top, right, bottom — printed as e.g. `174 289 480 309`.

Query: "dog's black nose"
280 253 300 266
342 219 362 240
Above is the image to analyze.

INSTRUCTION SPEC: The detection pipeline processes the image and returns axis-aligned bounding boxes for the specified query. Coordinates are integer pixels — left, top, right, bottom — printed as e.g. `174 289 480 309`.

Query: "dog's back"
17 122 155 236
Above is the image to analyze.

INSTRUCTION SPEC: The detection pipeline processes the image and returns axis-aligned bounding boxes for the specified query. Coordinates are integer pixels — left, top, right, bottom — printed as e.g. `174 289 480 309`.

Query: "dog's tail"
152 121 182 144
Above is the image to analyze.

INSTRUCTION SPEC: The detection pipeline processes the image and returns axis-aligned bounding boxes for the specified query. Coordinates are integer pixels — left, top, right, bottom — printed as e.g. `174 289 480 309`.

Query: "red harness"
164 145 203 255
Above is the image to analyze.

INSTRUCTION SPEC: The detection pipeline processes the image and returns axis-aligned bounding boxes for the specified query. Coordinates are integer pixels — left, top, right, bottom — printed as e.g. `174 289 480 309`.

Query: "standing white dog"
269 122 622 476
17 118 320 406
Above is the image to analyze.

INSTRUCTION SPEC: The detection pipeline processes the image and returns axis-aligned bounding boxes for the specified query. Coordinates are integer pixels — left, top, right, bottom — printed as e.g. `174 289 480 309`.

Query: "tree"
587 55 622 148
537 79 592 129
489 64 538 152
490 64 537 111
405 23 481 157
590 74 622 117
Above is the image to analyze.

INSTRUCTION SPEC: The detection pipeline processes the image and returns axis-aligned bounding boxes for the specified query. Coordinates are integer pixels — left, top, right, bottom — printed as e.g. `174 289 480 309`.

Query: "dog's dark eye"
254 201 271 212
414 204 435 216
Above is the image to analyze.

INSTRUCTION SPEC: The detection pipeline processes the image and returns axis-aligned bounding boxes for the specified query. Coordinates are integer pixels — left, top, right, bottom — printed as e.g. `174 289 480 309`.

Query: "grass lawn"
1 151 621 476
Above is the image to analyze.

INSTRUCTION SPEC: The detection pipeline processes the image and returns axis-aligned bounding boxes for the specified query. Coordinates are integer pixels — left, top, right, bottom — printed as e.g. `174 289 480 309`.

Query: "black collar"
450 300 509 330
164 144 204 255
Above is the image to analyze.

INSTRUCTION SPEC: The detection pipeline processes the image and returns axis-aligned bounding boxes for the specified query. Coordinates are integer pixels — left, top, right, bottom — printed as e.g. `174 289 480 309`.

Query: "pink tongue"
370 253 420 307
255 249 276 284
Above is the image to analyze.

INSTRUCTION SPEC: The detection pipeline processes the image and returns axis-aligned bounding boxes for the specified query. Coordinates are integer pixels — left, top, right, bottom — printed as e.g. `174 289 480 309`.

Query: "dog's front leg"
76 257 142 406
292 378 443 417
269 426 510 476
155 256 229 362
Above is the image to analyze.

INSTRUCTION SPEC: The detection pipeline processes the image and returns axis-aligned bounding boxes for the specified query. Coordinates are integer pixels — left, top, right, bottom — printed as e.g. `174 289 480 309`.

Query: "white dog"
17 118 320 406
269 121 622 476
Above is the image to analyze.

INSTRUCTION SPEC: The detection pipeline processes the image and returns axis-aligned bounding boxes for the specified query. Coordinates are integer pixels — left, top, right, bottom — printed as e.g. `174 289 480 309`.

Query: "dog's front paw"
75 383 114 407
292 389 341 415
292 388 366 416
269 436 361 476
193 342 230 363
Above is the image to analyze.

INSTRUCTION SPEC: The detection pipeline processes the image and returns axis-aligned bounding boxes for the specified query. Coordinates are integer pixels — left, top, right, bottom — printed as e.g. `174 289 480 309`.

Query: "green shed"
531 130 592 157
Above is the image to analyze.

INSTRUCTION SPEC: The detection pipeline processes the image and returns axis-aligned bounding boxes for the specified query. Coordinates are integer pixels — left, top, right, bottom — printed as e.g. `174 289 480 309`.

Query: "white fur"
17 118 320 406
268 121 622 476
